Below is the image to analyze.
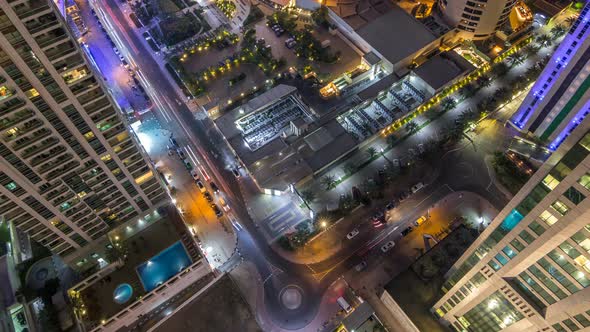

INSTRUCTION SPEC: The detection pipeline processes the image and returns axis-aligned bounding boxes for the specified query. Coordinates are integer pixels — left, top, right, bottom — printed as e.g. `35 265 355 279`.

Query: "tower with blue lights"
511 3 590 151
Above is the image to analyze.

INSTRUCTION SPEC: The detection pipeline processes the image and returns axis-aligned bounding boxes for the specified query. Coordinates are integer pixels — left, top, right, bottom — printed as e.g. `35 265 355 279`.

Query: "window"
519 230 536 244
488 260 501 271
578 173 590 190
542 174 560 189
553 323 567 332
5 181 17 191
460 291 524 332
574 314 590 328
564 187 585 205
551 200 570 216
563 318 580 331
502 245 516 259
529 265 568 299
495 253 509 266
510 238 525 252
529 220 546 236
538 210 558 226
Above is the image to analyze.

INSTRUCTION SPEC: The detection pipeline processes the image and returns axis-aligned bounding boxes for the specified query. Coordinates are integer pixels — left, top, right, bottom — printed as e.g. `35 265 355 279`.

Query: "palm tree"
550 24 567 40
522 44 539 58
536 34 552 48
524 65 541 81
476 74 492 88
459 83 477 99
367 147 377 159
441 97 456 111
386 134 397 148
321 175 336 190
565 15 578 27
492 62 509 77
507 52 525 68
343 163 356 175
300 189 316 204
405 120 418 134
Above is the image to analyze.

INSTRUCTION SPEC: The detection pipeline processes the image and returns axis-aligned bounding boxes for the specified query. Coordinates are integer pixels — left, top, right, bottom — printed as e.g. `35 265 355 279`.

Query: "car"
211 204 223 217
398 191 410 202
392 158 400 167
169 137 178 147
219 196 230 211
354 261 367 272
232 168 240 178
386 202 396 210
183 159 192 170
210 182 219 194
372 211 384 222
414 216 427 227
203 191 213 202
190 170 200 181
381 241 395 253
121 59 129 68
166 144 174 156
411 182 424 193
113 47 120 55
176 148 186 159
346 228 359 240
418 143 425 154
196 180 206 193
401 226 414 237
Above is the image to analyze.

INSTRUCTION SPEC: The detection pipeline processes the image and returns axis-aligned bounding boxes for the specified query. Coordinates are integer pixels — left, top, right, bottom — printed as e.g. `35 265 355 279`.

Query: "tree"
300 189 316 204
343 163 356 176
367 147 377 159
522 44 539 58
476 74 492 88
459 83 477 99
493 87 510 103
565 15 578 27
386 134 397 148
441 97 456 111
492 62 509 77
507 52 525 68
550 24 567 40
536 34 552 48
405 120 418 134
321 175 336 190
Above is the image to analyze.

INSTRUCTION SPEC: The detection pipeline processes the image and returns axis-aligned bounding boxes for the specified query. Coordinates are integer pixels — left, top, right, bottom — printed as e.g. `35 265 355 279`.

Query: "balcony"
3 118 44 141
45 160 79 180
0 96 25 117
30 145 67 167
21 137 59 159
13 2 51 20
0 109 34 131
11 128 51 150
77 88 104 106
38 153 73 174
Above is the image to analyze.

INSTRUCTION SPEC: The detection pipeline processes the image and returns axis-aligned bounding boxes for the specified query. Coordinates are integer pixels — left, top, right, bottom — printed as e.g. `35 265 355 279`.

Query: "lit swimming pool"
136 241 191 292
113 283 133 304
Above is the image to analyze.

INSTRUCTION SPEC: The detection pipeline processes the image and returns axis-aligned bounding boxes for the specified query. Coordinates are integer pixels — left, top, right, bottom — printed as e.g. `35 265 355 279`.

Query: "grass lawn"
157 0 180 14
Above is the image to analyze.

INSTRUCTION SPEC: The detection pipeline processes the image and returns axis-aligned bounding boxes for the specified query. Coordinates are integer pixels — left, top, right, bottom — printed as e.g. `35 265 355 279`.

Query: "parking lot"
254 22 361 83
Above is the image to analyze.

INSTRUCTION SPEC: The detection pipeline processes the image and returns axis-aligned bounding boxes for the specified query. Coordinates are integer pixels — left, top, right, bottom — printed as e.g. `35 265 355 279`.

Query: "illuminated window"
62 67 88 84
542 174 560 190
578 173 590 190
5 182 17 191
100 154 111 162
84 131 95 139
25 88 39 98
551 200 570 216
134 170 153 185
539 210 558 226
0 85 12 101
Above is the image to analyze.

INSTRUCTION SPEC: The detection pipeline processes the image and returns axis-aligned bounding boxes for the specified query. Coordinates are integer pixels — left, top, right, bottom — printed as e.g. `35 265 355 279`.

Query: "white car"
354 261 367 272
190 170 200 181
346 228 359 240
381 241 395 253
411 182 424 193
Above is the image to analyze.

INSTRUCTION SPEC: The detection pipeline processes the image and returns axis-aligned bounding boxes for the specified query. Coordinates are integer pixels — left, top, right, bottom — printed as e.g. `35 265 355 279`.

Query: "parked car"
196 180 206 193
113 47 120 55
203 191 213 202
401 226 414 237
176 148 186 159
354 261 367 272
183 159 192 170
381 241 395 253
392 158 400 167
232 168 240 178
346 228 359 240
386 202 396 210
414 215 427 227
190 170 200 181
210 182 220 194
219 196 230 211
211 204 223 217
169 137 179 147
411 182 424 193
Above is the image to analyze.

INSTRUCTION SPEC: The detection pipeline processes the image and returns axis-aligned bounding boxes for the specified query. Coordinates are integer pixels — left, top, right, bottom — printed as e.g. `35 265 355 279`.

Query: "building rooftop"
356 5 437 67
413 50 475 92
153 274 261 332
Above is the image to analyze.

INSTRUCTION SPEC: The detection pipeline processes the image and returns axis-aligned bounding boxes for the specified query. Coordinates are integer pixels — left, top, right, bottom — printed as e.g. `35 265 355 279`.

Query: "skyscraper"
511 3 590 151
436 0 518 40
432 118 590 331
0 0 165 262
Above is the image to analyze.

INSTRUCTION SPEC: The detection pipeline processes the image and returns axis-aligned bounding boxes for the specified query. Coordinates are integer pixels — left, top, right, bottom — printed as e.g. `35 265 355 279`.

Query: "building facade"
433 119 590 331
436 0 517 40
511 3 590 151
0 0 166 262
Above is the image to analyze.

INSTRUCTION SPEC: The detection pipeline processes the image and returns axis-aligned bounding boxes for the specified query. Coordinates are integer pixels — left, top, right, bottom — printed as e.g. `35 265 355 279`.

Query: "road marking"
183 146 199 166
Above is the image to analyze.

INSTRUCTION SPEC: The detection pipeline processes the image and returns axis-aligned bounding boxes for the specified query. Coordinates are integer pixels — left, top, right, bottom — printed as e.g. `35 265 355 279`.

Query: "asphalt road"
91 0 524 329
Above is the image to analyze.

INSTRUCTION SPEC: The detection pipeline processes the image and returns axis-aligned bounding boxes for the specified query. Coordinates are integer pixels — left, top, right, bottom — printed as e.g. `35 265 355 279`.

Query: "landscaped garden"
215 0 236 19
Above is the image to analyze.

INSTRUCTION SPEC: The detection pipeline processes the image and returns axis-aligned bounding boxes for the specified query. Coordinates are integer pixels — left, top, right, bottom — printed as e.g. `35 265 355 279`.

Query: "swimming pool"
113 283 133 304
136 241 191 292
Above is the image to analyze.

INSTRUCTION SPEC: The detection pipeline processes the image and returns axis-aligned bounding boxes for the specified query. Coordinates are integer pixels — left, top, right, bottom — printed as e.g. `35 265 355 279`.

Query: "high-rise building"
432 119 590 331
511 3 590 151
435 0 518 40
0 0 166 262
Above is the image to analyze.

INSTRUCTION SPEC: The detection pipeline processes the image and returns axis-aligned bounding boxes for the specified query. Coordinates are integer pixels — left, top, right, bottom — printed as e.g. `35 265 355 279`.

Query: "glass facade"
459 291 524 332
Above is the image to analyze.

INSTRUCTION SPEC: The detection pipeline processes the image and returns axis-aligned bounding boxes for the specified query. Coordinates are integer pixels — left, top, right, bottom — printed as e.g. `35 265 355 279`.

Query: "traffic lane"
99 0 241 198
